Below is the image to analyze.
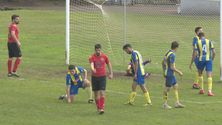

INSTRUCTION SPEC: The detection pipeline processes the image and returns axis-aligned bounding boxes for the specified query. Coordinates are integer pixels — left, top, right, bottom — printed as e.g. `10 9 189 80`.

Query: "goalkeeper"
125 59 151 78
59 65 94 103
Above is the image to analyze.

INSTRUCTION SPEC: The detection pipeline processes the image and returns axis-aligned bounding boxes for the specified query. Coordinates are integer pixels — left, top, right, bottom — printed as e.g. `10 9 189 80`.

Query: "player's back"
163 50 175 76
195 38 214 62
8 23 19 42
131 50 145 76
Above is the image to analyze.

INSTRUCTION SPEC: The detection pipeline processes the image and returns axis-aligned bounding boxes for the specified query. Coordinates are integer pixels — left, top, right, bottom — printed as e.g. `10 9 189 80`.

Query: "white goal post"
66 0 222 81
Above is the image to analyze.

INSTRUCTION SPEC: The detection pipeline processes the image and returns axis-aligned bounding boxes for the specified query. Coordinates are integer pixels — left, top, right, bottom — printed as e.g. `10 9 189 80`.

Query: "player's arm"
107 63 113 79
83 69 88 79
162 60 164 72
11 30 21 47
126 65 131 74
162 60 166 78
66 85 71 103
170 63 183 76
189 50 198 69
90 62 96 73
212 49 216 61
134 61 138 79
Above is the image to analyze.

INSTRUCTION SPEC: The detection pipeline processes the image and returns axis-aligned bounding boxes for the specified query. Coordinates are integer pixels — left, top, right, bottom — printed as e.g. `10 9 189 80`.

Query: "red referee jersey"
89 53 110 77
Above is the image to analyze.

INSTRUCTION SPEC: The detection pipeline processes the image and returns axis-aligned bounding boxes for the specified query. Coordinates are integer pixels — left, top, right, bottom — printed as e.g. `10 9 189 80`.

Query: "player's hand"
109 74 113 79
163 74 166 78
17 41 21 47
67 98 71 103
179 72 183 76
147 59 151 63
189 64 192 69
92 69 96 73
134 74 138 80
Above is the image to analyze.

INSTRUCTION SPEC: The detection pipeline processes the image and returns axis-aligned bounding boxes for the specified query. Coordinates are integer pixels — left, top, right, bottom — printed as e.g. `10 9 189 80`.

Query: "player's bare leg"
162 87 172 108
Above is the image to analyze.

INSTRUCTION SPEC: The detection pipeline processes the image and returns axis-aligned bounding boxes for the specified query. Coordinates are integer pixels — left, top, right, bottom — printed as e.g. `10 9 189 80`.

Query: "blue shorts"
194 57 198 68
165 76 177 87
133 75 145 85
197 60 212 71
70 81 85 95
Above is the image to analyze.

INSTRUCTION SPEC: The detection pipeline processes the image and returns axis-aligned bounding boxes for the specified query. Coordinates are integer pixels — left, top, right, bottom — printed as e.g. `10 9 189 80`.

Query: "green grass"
70 11 220 81
0 9 222 125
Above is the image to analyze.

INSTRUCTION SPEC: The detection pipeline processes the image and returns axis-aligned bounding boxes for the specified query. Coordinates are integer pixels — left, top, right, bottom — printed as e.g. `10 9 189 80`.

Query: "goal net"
67 0 220 79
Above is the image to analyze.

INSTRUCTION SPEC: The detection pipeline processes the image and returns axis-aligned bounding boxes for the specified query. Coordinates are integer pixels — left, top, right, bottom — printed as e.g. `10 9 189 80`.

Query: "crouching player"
60 65 94 103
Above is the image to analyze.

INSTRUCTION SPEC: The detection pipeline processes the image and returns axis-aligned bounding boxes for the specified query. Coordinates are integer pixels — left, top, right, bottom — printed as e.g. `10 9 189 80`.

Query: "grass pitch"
0 9 222 125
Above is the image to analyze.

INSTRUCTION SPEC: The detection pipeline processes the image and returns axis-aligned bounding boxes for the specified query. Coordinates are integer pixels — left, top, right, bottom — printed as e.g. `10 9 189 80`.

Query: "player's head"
130 59 133 62
11 14 19 24
123 44 133 54
195 27 203 35
95 44 102 56
68 65 76 75
171 41 179 51
198 32 205 39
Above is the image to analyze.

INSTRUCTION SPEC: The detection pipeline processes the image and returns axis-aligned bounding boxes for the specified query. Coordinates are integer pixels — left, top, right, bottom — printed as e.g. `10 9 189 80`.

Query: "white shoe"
175 103 185 108
162 104 172 109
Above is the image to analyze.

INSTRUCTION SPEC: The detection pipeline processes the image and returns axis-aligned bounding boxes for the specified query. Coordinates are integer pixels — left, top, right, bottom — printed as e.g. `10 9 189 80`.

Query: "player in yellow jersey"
191 27 203 89
162 41 185 108
123 44 152 106
189 33 216 96
59 65 94 103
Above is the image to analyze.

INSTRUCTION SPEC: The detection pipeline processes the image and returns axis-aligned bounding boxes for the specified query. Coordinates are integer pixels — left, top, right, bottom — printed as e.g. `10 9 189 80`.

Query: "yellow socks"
208 78 212 92
194 72 199 84
173 90 179 103
130 92 137 102
144 92 151 103
199 77 204 89
87 86 93 100
163 92 168 104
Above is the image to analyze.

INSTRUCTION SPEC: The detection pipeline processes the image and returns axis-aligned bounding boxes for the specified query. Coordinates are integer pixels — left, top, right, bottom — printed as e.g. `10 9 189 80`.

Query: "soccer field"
0 9 222 125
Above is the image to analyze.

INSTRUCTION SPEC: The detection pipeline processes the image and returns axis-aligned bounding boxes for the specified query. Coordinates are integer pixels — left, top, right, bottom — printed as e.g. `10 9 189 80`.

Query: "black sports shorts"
92 75 106 91
7 42 22 58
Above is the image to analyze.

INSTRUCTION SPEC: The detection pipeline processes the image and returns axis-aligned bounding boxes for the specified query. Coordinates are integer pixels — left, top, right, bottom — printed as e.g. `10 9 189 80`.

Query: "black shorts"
92 75 106 91
7 42 22 58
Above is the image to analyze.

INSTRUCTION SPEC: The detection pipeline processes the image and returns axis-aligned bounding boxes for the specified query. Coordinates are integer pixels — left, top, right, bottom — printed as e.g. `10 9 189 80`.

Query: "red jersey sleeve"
105 54 110 64
11 25 17 31
89 55 94 63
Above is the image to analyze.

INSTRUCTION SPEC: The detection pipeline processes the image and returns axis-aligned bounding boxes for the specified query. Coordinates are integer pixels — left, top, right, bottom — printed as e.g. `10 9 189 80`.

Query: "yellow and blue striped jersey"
195 38 214 61
193 35 199 55
131 50 145 76
163 50 175 76
66 67 84 86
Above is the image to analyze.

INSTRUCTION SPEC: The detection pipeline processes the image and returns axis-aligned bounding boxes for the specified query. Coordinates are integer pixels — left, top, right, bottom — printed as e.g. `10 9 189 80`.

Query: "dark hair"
11 14 19 22
130 59 132 62
68 65 75 70
171 41 179 49
198 32 205 38
95 44 101 49
195 27 202 34
123 44 132 50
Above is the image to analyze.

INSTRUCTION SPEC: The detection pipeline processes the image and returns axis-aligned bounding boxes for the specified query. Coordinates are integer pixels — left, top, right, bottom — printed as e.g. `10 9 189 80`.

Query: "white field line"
6 77 222 104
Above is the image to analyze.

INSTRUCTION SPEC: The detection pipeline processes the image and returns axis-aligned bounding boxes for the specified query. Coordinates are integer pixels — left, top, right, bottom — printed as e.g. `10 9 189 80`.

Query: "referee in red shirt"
7 14 22 77
89 44 113 114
